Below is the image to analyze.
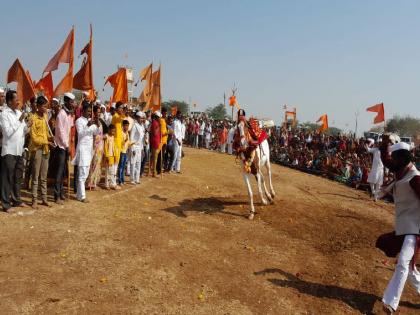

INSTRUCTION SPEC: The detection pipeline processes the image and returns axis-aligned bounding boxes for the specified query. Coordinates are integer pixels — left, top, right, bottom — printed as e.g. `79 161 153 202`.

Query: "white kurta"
367 147 384 184
130 122 144 164
72 117 99 167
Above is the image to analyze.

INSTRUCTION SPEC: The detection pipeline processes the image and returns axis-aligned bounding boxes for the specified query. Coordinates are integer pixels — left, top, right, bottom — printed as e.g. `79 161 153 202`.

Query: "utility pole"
355 110 359 138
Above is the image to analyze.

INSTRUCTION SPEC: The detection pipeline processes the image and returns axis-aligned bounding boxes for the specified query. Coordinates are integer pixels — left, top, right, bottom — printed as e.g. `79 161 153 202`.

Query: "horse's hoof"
271 191 276 199
262 199 268 206
248 213 255 220
269 199 275 205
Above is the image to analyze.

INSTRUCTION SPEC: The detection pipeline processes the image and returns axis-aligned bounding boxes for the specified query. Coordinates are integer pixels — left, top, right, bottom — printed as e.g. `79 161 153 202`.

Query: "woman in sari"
87 105 107 189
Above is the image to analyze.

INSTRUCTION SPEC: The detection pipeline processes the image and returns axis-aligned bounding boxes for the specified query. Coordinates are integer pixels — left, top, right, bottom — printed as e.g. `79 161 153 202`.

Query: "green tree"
385 115 420 136
162 100 189 115
205 103 227 120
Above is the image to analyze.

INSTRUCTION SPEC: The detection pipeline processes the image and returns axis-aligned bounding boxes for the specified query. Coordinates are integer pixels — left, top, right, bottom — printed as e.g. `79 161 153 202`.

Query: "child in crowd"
118 120 131 185
104 124 120 190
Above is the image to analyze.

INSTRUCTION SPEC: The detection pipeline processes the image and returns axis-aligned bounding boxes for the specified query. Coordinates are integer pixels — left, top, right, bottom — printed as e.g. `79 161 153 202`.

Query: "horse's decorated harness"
233 118 268 174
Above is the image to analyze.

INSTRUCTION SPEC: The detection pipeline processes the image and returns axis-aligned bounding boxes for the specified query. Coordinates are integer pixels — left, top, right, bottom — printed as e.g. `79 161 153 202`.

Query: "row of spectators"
182 115 420 193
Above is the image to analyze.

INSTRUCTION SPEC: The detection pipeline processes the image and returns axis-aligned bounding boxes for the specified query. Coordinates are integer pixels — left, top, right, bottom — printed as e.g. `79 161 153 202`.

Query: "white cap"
111 102 116 108
390 142 411 153
367 138 375 145
136 111 146 118
51 97 59 103
63 92 75 100
100 104 106 109
83 91 89 96
154 110 162 118
0 87 4 93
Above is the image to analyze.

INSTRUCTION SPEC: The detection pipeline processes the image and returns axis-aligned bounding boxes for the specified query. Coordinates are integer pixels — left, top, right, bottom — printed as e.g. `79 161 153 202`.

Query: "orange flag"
73 24 94 99
145 66 161 112
35 72 54 101
42 27 74 96
366 103 385 124
317 114 329 132
25 70 36 91
139 63 153 104
105 67 128 103
44 28 75 73
171 106 178 116
7 58 36 105
228 95 240 109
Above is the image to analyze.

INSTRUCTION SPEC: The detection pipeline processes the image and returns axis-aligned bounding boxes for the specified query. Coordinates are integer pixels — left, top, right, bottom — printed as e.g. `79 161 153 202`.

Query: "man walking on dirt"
379 137 420 314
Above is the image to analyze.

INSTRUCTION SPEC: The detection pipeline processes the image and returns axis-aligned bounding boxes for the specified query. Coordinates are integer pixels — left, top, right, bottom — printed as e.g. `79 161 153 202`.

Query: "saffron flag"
139 63 153 105
44 28 75 73
228 95 240 109
35 72 54 101
366 103 385 124
73 24 94 99
25 70 36 91
105 67 128 103
145 66 161 112
7 58 36 105
42 27 74 96
317 114 329 132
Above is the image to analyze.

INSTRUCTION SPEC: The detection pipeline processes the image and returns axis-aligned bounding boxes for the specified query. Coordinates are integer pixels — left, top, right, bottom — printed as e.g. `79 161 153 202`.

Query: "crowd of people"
181 116 420 202
0 88 187 212
2 86 420 313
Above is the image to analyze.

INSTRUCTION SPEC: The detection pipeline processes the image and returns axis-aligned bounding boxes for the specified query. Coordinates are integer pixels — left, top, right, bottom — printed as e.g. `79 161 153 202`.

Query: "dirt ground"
0 147 419 315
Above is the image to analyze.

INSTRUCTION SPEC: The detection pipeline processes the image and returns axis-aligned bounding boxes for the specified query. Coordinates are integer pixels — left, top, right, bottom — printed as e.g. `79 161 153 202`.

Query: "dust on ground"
0 147 418 314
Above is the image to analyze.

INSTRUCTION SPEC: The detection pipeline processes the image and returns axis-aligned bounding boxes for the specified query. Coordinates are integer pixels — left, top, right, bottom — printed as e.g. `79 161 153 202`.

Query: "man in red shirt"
149 111 161 177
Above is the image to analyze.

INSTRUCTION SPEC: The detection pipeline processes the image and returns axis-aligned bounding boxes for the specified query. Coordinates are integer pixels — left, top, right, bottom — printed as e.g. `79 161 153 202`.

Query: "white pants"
77 165 90 201
220 143 226 153
205 138 210 149
194 135 199 148
227 143 233 155
370 183 381 200
383 235 420 310
106 164 117 188
130 147 142 183
172 140 182 172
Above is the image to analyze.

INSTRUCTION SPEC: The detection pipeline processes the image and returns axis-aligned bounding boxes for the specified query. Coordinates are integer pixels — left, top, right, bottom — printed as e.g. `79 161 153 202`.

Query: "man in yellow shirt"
157 107 168 174
29 96 54 208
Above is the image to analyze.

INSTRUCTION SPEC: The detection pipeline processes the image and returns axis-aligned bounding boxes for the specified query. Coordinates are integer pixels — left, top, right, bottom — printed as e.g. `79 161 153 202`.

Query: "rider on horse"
233 109 268 174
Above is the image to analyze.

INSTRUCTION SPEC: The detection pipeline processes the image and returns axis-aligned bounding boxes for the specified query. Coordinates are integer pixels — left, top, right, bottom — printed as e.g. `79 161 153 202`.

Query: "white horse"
237 122 276 220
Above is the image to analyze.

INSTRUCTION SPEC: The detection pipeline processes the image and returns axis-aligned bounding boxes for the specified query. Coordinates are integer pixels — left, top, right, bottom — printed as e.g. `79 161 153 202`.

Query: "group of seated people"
268 127 420 190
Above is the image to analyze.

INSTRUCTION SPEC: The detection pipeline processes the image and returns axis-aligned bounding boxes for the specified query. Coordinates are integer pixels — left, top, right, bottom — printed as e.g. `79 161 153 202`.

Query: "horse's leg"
243 172 255 220
266 161 275 199
260 169 273 204
255 172 268 206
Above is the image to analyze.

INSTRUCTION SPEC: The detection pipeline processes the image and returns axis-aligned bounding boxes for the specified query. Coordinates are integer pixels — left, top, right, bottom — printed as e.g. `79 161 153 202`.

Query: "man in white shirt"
140 112 151 176
172 111 184 173
0 90 29 212
0 87 5 192
100 104 112 126
227 124 236 155
72 103 99 202
199 120 205 148
130 111 145 184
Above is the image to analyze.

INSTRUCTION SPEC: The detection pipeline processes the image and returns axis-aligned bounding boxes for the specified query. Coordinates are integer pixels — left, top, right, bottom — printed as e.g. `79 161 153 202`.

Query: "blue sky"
1 0 419 134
